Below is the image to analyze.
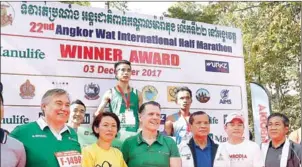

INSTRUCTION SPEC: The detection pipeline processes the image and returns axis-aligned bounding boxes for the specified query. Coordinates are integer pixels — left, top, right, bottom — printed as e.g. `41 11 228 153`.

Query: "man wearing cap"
0 83 26 167
213 112 264 167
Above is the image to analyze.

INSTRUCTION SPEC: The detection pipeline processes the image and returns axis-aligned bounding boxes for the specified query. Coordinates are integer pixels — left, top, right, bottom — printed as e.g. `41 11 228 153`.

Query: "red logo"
20 80 35 99
0 2 14 27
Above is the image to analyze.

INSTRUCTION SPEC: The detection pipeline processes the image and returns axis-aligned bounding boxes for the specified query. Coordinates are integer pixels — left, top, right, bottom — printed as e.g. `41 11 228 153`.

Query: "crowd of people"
1 60 302 167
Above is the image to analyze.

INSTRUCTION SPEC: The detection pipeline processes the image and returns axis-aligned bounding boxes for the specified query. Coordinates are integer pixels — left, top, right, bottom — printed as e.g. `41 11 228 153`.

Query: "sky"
90 2 208 16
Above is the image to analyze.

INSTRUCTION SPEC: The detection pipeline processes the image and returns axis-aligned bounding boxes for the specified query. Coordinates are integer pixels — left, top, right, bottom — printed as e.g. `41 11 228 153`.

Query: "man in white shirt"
0 83 26 167
213 112 264 167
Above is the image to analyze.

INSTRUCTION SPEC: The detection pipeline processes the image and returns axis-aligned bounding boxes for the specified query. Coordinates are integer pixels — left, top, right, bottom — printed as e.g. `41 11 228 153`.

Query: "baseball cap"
225 112 244 125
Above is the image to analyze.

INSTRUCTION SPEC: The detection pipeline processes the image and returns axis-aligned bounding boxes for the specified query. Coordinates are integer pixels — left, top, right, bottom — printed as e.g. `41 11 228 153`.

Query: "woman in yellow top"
82 112 127 167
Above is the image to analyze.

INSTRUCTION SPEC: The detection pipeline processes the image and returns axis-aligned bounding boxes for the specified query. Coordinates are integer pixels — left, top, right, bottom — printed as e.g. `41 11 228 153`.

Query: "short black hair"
139 101 161 114
175 86 192 99
114 60 131 70
92 112 120 138
71 99 86 110
267 112 289 127
189 111 210 124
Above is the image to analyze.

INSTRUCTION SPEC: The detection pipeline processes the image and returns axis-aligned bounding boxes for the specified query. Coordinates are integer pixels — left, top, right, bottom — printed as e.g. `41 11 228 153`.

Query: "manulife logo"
1 46 45 59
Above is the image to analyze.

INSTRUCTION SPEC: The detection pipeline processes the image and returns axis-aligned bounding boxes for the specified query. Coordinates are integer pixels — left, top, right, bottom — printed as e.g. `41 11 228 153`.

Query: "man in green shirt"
10 89 81 167
95 60 143 142
67 99 93 148
121 101 181 167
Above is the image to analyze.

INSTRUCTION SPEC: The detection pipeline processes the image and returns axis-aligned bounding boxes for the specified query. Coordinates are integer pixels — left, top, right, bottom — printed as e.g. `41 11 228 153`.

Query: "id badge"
55 150 82 167
124 109 135 127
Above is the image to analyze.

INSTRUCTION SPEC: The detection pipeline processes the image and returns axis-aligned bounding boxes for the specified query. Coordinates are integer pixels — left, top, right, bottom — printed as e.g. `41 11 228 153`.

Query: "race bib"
55 150 82 167
119 109 136 128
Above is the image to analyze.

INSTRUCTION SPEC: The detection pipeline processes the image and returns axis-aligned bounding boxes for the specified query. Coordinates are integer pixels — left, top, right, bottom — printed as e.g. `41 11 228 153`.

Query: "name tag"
55 151 82 167
119 109 136 128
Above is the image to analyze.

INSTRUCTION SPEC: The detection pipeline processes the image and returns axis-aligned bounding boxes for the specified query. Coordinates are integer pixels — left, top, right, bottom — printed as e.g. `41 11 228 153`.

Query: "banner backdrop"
250 82 271 145
0 1 248 142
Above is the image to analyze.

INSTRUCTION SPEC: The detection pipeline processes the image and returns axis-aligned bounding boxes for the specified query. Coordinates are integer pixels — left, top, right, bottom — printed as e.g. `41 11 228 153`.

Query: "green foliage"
60 1 90 6
166 2 302 132
106 2 128 12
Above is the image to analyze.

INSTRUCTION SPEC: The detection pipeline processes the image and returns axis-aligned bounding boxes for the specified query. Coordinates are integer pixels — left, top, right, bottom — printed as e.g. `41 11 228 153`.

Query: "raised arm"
94 90 111 116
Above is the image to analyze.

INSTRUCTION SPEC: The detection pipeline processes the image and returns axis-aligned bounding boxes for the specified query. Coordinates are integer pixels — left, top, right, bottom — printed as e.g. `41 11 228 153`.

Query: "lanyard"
117 85 131 109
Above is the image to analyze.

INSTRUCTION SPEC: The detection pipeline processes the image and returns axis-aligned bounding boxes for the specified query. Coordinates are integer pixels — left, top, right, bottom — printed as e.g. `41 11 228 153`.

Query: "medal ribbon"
117 85 131 109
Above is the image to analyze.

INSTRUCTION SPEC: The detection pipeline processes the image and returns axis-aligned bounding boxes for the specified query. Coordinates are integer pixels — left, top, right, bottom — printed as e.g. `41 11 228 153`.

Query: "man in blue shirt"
178 111 218 167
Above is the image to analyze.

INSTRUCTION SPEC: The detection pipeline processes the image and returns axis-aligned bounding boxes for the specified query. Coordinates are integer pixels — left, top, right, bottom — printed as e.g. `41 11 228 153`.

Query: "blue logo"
160 114 166 124
205 60 229 73
196 88 210 103
142 85 158 101
219 89 232 104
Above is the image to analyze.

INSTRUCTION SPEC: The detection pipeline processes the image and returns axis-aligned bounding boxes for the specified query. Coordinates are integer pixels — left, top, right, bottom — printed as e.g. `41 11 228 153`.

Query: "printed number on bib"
55 150 82 167
119 110 135 128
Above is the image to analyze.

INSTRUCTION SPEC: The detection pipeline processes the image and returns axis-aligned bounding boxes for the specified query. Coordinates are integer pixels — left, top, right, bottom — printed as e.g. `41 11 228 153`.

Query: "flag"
250 82 271 145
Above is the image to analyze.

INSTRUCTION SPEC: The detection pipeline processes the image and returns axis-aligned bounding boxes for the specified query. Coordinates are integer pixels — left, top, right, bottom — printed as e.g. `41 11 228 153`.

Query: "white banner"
250 82 271 145
1 1 248 142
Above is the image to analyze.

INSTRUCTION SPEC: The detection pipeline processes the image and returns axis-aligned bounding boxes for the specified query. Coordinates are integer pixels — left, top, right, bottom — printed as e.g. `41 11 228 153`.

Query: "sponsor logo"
1 46 46 59
38 112 43 118
160 114 166 124
195 88 210 103
2 115 29 124
209 116 218 124
32 134 47 138
205 60 229 73
229 154 247 159
20 79 35 99
181 153 192 160
223 114 228 124
82 113 90 124
219 89 232 104
209 133 228 142
216 154 224 161
167 86 178 102
0 2 14 27
142 85 158 101
52 81 69 89
84 82 100 100
258 104 269 143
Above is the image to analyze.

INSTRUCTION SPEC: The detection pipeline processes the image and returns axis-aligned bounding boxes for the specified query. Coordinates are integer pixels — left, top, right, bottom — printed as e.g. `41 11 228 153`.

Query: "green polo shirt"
10 118 81 167
121 131 180 167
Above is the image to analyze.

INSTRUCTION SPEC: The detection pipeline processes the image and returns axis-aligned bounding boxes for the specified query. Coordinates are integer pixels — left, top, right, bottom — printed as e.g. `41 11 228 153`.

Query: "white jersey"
171 112 192 145
214 139 264 167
